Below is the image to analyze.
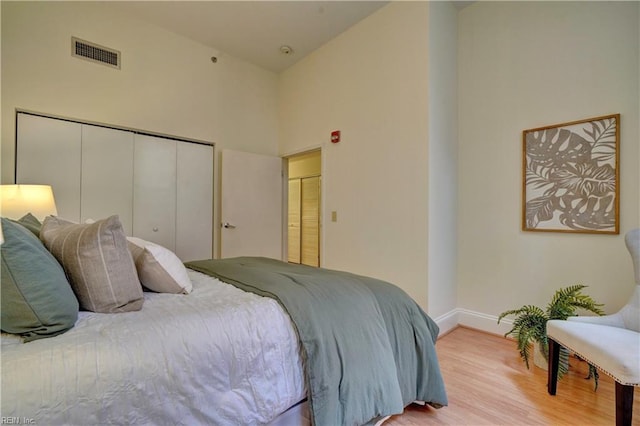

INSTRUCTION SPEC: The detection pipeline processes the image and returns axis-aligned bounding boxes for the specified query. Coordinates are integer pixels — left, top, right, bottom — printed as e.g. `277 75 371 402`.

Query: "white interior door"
220 149 282 259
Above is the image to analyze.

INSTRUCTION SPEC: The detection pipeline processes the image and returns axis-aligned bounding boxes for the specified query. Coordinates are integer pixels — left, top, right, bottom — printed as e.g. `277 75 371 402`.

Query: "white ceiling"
110 1 390 73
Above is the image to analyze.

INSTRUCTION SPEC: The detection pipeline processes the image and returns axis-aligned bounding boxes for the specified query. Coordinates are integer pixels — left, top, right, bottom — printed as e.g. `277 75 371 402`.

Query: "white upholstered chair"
546 228 640 426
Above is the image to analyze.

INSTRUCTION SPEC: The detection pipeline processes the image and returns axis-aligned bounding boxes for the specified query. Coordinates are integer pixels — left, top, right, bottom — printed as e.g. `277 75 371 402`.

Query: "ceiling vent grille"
71 37 120 69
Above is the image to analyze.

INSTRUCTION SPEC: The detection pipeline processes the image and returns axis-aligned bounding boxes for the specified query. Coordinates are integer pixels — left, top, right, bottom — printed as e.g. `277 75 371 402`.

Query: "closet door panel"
133 134 176 250
16 114 82 222
301 176 320 267
81 125 134 233
287 179 301 264
176 142 213 261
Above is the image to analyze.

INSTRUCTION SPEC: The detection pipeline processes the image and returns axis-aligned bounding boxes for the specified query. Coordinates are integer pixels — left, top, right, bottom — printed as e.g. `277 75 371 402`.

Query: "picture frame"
522 114 620 234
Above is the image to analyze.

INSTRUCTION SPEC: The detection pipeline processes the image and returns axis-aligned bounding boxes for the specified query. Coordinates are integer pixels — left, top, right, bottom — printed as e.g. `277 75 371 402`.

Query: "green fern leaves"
497 284 603 388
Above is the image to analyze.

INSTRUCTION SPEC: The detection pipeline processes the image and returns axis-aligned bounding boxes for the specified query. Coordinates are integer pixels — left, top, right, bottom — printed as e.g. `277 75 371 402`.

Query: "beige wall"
1 2 279 257
2 2 278 171
458 1 640 333
1 2 280 163
279 2 432 310
288 151 321 179
4 1 637 330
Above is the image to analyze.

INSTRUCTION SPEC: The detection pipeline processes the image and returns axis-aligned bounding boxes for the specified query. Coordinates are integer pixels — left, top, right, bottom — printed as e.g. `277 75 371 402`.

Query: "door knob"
222 222 236 229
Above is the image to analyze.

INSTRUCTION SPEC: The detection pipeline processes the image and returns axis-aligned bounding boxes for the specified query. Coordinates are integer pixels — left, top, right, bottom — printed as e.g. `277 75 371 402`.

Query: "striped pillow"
40 215 143 313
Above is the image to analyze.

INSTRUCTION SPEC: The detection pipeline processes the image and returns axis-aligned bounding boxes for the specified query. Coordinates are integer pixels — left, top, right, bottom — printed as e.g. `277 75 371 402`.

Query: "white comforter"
1 271 306 426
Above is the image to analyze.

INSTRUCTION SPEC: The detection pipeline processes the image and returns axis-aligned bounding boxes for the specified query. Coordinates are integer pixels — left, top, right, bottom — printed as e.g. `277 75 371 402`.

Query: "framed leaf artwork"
522 114 620 234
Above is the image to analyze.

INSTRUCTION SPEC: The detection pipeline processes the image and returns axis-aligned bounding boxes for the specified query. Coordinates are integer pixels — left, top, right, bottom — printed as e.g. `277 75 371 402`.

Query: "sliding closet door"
17 112 214 260
133 134 177 251
176 142 213 261
81 125 134 233
16 114 82 222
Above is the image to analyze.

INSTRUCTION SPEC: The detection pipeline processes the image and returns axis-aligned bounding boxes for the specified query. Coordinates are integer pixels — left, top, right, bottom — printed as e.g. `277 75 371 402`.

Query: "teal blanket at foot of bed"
185 257 447 426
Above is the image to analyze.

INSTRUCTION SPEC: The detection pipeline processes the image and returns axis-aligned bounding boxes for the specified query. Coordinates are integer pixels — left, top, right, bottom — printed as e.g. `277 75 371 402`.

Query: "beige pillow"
127 237 192 294
40 215 143 313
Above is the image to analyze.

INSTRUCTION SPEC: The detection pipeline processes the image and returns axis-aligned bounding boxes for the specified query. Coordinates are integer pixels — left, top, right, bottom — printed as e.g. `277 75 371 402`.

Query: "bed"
1 214 447 425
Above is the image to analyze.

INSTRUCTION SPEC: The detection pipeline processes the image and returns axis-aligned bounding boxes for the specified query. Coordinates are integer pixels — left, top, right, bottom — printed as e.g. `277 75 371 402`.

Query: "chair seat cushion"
547 320 640 385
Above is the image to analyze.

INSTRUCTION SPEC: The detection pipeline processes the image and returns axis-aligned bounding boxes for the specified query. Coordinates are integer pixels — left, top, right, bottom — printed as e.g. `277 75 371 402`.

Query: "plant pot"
533 341 548 370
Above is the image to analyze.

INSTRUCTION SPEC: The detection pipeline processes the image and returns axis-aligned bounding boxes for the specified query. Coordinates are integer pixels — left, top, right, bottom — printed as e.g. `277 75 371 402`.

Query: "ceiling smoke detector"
279 45 294 55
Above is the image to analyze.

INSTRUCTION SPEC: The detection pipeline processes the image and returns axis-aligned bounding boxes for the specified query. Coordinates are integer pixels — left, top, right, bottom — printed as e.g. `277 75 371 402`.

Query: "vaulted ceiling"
110 1 389 73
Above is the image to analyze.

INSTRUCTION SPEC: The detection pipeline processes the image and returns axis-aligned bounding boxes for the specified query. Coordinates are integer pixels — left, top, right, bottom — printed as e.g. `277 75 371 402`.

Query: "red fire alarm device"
331 130 341 144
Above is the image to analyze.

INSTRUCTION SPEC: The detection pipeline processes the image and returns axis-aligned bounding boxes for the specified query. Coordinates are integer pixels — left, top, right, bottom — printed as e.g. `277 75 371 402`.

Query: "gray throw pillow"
11 212 42 237
40 215 143 313
1 218 79 341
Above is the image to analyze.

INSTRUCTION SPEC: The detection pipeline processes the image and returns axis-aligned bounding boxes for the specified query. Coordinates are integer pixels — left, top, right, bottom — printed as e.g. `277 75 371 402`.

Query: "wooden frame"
522 114 620 234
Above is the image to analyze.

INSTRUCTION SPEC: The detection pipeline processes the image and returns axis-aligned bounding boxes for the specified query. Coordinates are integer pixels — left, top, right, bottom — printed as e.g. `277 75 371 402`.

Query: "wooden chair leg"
547 338 560 395
615 381 634 426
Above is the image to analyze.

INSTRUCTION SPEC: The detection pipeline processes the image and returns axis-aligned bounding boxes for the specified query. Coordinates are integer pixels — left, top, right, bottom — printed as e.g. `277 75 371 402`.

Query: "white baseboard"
434 308 514 337
433 309 459 336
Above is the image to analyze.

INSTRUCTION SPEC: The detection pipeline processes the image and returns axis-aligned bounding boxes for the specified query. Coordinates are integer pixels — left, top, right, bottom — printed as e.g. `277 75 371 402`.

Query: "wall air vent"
71 37 120 69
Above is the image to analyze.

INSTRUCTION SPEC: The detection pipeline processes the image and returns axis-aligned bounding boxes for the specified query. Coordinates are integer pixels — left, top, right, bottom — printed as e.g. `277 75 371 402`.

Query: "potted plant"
498 284 604 387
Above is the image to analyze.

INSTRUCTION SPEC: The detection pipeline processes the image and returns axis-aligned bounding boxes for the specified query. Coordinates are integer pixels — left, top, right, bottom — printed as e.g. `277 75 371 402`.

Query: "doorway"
287 150 321 267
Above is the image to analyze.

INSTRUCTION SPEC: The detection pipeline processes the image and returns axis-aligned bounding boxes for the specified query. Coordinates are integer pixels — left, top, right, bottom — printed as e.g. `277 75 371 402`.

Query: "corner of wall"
434 308 513 338
426 0 459 319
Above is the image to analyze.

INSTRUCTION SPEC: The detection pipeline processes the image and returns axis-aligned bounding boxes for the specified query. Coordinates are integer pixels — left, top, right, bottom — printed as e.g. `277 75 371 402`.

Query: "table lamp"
0 184 58 221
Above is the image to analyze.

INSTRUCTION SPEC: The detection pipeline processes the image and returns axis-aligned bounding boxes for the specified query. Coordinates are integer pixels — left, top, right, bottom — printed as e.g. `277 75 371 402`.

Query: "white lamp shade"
0 184 58 221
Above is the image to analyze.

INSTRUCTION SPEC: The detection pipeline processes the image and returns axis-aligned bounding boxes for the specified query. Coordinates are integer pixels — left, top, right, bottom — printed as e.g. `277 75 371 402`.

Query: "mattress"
1 270 306 425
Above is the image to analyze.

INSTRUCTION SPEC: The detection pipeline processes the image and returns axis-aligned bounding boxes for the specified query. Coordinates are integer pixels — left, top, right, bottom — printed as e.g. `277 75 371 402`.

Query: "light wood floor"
386 327 639 425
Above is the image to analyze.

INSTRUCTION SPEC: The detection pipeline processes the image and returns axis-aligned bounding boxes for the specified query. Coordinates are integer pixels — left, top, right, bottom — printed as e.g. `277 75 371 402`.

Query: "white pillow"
127 237 192 294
